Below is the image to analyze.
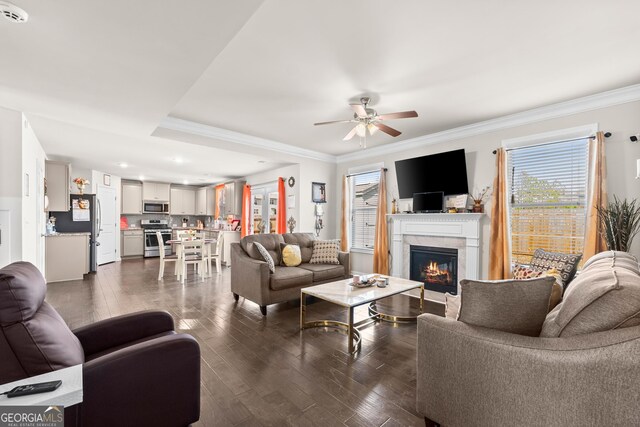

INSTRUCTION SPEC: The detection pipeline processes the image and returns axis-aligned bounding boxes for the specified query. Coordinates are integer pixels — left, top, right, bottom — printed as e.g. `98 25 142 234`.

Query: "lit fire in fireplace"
421 261 452 285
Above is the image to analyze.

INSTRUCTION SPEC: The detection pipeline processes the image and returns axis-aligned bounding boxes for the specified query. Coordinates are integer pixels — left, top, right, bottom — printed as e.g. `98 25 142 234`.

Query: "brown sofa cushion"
269 266 313 291
297 263 345 282
240 234 284 265
458 277 556 336
283 233 315 263
540 251 640 338
0 261 47 325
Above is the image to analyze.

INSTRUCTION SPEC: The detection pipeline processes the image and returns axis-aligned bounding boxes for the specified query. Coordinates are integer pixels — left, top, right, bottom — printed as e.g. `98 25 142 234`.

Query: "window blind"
351 170 381 250
507 138 589 264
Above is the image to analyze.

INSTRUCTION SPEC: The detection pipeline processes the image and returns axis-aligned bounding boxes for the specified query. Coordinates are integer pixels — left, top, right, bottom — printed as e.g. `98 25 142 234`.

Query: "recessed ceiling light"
257 160 267 164
0 2 29 23
139 175 145 181
119 162 128 168
183 180 188 185
174 157 183 163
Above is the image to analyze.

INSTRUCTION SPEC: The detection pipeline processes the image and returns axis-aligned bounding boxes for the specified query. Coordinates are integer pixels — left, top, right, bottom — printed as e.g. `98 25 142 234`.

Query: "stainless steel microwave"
143 202 169 214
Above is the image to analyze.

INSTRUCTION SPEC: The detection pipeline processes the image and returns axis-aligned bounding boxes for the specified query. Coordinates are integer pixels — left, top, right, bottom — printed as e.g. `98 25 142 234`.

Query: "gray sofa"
417 251 640 426
230 233 350 315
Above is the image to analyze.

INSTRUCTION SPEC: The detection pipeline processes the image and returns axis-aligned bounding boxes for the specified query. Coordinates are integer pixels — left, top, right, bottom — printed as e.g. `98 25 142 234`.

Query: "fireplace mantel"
388 213 483 301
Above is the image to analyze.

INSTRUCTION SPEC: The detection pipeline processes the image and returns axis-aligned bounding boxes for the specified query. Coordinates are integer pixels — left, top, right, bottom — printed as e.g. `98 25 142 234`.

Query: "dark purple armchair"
0 262 200 427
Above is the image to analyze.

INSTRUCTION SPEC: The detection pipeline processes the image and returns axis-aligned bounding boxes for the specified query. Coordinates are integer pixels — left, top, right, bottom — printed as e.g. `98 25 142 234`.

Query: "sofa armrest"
72 310 174 357
417 314 640 426
82 333 200 427
230 242 271 304
338 251 350 277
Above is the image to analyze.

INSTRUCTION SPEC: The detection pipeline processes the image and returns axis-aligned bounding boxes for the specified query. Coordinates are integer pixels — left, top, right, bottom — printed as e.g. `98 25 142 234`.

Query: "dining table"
167 238 217 279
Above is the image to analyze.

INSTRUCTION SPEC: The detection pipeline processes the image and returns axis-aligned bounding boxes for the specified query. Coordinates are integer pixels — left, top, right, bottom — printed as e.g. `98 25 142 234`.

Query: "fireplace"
409 245 458 295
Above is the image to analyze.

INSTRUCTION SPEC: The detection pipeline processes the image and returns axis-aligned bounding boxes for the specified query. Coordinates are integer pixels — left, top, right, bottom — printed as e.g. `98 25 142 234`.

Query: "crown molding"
158 116 337 163
336 83 640 163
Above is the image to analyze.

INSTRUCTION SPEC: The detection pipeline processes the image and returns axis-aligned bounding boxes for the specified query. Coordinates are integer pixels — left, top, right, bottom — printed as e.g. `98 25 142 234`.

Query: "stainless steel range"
141 219 172 258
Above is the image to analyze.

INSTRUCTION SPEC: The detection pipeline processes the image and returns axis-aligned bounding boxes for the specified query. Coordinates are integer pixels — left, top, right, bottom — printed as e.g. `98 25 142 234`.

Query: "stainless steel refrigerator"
49 194 99 272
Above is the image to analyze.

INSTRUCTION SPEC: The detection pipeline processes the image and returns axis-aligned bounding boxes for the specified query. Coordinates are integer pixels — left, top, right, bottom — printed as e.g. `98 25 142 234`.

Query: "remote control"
3 380 62 398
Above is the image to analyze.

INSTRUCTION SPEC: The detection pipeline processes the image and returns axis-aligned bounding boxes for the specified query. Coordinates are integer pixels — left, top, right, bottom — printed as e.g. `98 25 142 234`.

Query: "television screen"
413 191 444 213
395 149 469 199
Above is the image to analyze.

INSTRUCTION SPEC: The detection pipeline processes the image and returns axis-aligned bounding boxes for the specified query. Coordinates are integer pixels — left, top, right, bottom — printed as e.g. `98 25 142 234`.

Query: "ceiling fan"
314 97 418 143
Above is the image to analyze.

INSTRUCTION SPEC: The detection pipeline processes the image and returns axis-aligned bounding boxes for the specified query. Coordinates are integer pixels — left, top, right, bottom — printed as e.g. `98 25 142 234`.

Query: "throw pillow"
254 242 275 273
444 293 460 320
529 249 582 289
280 243 302 267
513 264 563 310
458 276 556 336
309 240 340 264
540 251 640 337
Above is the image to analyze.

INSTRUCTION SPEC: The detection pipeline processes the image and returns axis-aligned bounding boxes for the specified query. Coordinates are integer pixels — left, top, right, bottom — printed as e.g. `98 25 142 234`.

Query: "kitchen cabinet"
196 186 215 216
122 229 144 257
222 180 245 216
220 231 240 266
142 182 170 201
170 187 196 215
121 182 142 214
45 161 71 212
45 233 89 282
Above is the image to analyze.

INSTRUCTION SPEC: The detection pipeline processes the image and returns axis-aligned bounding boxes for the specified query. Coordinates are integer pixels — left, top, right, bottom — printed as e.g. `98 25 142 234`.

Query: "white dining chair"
180 239 206 284
207 234 223 275
156 231 179 281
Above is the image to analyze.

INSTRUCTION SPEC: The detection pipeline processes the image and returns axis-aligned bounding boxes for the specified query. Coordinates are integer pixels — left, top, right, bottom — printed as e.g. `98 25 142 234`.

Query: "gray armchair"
416 314 640 426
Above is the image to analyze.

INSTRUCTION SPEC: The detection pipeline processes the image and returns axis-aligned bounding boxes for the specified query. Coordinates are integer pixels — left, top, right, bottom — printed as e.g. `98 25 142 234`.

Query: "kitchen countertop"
45 232 91 237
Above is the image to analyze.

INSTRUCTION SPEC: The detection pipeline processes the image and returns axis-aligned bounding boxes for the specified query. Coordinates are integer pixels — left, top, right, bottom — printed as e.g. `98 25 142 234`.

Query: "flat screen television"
413 191 444 213
395 149 469 199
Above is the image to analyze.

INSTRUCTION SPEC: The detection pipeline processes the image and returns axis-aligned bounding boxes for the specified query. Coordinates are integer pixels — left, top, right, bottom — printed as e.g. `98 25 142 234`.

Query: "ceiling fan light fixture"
367 123 378 135
355 122 366 138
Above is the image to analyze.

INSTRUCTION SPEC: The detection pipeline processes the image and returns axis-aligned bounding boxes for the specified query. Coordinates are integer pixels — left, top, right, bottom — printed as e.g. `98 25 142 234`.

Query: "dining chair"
207 234 223 275
180 239 205 284
156 231 179 281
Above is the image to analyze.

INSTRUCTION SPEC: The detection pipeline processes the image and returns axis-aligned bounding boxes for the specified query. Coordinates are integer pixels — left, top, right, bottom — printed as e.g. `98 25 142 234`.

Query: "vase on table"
77 183 85 195
472 202 484 213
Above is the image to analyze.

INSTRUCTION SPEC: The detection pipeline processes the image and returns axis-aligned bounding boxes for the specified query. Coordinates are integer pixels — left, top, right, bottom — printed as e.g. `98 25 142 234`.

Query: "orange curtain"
214 184 225 219
489 148 512 279
340 175 350 252
373 169 389 275
241 184 251 238
583 131 608 260
276 177 287 233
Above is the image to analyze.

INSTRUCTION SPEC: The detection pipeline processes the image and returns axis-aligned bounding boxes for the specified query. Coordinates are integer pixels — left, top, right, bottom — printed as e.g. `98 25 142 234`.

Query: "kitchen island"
45 232 90 282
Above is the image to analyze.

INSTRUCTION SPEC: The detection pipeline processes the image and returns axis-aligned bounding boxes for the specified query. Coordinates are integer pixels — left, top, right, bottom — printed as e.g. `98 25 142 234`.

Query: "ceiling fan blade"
377 111 418 120
373 123 401 137
343 126 358 141
314 119 353 126
350 104 367 118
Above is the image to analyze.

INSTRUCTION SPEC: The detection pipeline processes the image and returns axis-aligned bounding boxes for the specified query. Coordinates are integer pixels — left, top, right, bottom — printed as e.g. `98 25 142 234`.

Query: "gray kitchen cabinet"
142 182 170 201
121 182 142 214
122 230 144 257
196 186 215 216
45 161 71 212
170 187 196 215
222 180 245 216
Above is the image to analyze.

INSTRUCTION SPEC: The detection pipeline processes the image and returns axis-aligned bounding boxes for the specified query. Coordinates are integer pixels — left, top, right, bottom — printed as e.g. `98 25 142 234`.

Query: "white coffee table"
300 276 424 354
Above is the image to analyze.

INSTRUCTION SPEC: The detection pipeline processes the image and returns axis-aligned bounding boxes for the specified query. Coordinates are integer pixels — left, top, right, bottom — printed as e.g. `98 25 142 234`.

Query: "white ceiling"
2 0 640 179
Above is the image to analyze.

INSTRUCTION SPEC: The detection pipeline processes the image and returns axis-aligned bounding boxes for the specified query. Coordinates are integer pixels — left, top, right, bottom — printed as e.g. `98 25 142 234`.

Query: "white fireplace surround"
389 213 483 302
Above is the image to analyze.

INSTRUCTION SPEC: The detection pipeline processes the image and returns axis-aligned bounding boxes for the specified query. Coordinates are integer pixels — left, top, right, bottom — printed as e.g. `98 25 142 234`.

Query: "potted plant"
597 196 640 252
471 186 491 213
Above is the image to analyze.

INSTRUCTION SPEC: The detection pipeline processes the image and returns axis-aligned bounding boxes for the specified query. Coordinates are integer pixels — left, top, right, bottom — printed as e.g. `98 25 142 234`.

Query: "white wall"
21 116 47 270
0 107 22 267
244 160 337 239
336 100 640 278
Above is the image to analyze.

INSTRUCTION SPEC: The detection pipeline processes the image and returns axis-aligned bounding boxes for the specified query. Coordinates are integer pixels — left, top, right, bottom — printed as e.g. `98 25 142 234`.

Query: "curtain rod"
346 168 387 178
492 132 611 154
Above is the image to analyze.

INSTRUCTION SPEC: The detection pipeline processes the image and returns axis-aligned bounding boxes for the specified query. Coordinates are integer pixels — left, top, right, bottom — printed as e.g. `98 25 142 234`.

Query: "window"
350 170 381 251
507 138 589 264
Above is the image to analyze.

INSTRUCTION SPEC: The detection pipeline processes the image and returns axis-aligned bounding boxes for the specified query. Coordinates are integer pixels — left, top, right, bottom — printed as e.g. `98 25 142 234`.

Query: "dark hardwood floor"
46 258 443 427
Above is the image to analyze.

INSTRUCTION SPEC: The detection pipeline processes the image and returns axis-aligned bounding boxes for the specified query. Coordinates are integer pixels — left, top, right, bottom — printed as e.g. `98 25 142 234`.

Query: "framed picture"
103 174 111 186
311 182 326 203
